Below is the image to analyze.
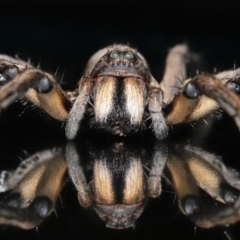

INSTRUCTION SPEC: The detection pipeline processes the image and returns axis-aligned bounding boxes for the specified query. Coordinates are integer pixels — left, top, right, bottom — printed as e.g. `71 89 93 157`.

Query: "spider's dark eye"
110 51 119 59
124 52 134 60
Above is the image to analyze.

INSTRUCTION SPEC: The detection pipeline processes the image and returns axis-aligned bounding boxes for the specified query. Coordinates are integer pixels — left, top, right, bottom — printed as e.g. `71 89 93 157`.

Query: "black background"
1 1 240 239
1 0 240 86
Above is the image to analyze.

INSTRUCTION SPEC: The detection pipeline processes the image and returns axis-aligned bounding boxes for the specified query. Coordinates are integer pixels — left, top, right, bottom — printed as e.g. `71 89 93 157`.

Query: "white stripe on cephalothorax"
95 76 116 123
123 158 144 204
124 77 145 125
94 159 115 204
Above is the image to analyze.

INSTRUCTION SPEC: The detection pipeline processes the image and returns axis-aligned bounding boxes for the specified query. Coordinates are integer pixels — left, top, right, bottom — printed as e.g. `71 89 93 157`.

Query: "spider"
0 44 240 140
1 44 240 234
1 139 240 232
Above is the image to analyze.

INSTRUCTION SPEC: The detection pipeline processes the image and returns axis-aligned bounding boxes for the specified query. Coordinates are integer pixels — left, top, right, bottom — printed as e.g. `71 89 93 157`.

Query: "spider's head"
66 44 166 140
83 45 152 137
88 45 150 81
89 142 147 229
94 202 145 229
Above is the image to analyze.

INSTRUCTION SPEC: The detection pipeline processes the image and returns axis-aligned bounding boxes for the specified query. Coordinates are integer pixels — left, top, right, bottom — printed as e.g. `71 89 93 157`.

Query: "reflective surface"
1 113 240 239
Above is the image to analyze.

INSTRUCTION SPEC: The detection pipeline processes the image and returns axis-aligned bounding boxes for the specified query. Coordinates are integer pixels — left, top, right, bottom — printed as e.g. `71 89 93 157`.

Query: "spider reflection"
0 138 240 232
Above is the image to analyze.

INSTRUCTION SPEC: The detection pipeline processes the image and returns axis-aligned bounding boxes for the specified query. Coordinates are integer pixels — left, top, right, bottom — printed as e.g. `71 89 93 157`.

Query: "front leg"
148 141 168 198
148 82 168 139
164 69 240 127
65 142 92 208
0 57 70 121
65 75 94 140
184 74 240 129
0 149 67 229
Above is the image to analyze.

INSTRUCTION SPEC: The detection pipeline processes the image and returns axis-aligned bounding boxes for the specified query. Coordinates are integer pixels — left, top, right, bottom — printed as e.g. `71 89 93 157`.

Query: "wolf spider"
1 139 240 232
0 44 240 233
1 44 240 140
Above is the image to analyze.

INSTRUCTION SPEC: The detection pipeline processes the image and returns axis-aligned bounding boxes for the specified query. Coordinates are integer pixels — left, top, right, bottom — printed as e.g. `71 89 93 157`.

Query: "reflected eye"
108 220 117 227
110 51 119 59
125 52 134 60
122 220 131 227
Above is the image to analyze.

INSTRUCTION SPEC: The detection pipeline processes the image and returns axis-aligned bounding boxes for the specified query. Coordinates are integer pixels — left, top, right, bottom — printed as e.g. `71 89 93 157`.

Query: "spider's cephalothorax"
88 45 151 136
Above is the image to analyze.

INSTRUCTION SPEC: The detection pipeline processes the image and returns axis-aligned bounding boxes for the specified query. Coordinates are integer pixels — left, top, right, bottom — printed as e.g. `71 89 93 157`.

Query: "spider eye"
108 220 117 227
124 52 134 60
110 51 119 59
122 220 131 227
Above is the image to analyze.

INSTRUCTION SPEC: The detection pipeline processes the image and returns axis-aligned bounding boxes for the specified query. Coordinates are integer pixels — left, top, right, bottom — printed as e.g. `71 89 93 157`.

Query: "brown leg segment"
0 56 70 121
166 154 200 215
174 145 240 228
0 68 69 121
180 147 237 203
165 71 240 125
189 74 240 129
0 149 67 229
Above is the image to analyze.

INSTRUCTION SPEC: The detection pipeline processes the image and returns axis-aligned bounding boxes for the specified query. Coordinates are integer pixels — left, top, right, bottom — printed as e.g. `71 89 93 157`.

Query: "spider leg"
0 196 53 229
0 60 21 84
160 44 240 126
25 72 70 121
182 146 240 228
0 56 70 121
159 44 190 104
165 153 200 215
0 54 32 67
183 74 240 128
65 75 94 140
148 141 167 198
190 196 240 228
165 145 240 228
0 149 67 229
65 142 91 207
180 146 239 204
164 69 240 126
